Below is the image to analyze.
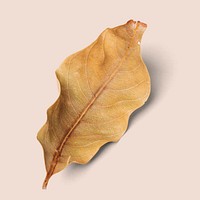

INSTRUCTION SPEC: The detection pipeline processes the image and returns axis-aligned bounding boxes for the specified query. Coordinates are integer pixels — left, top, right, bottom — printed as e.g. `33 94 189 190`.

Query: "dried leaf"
37 20 151 189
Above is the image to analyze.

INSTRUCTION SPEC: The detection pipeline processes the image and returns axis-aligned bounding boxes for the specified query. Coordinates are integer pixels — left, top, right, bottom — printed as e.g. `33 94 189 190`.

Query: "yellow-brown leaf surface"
37 20 151 189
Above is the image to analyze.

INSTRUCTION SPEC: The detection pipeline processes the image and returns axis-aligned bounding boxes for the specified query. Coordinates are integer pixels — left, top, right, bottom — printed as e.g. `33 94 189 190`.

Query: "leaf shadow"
64 46 169 179
64 142 114 179
128 47 168 128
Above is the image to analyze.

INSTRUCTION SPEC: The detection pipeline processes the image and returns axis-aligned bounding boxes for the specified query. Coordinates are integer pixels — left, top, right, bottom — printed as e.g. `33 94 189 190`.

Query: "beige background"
0 0 200 199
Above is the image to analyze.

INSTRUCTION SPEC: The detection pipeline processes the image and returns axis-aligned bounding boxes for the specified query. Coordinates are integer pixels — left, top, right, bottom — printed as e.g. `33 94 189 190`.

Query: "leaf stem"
42 175 49 189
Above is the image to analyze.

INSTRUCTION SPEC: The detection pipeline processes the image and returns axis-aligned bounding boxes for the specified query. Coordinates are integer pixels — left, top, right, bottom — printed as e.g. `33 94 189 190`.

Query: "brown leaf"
37 20 151 189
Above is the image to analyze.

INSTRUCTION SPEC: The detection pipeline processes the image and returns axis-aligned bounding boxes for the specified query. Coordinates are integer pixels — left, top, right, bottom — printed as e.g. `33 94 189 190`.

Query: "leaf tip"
126 19 136 26
126 19 147 30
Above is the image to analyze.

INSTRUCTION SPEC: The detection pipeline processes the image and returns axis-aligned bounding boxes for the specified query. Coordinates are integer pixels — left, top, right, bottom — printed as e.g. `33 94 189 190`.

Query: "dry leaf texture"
37 20 151 189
